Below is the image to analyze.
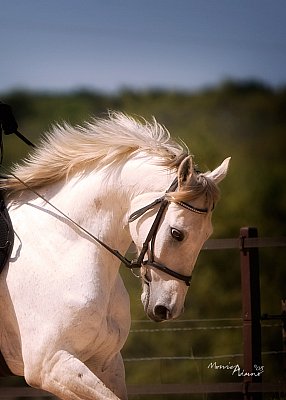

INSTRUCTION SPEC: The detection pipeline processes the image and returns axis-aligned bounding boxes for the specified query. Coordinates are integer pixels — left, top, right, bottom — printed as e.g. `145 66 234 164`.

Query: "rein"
1 169 133 268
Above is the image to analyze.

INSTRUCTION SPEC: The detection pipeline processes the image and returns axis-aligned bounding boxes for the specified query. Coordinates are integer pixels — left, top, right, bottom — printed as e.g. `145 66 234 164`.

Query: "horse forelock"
0 112 187 193
166 172 221 210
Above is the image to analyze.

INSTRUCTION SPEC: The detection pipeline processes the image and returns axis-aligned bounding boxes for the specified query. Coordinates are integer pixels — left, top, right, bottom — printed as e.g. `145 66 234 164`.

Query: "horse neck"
45 173 132 253
51 158 175 246
13 159 175 271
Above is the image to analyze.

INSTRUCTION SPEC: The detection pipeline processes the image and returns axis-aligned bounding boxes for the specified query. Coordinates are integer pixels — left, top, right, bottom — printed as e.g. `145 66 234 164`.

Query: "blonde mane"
0 112 188 192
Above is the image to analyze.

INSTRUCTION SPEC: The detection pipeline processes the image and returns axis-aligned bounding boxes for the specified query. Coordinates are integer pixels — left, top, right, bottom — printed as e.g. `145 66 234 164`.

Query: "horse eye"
170 227 184 241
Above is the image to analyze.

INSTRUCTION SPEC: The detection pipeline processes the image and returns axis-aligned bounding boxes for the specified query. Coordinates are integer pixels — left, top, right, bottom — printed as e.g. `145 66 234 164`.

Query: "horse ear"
206 157 231 184
178 155 194 190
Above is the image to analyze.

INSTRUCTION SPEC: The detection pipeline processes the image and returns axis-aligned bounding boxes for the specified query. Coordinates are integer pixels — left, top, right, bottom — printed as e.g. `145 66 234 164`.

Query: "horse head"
129 156 230 322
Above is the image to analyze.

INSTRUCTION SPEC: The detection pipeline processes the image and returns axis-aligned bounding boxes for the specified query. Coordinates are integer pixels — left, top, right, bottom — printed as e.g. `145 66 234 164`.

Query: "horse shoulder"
108 274 131 341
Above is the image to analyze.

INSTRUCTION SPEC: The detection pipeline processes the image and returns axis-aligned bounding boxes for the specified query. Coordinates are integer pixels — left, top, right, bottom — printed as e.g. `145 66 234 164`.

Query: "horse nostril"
154 305 170 321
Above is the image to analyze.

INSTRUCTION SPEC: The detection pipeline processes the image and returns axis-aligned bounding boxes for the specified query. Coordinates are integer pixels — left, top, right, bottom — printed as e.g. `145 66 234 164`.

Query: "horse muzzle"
141 276 186 322
147 301 184 322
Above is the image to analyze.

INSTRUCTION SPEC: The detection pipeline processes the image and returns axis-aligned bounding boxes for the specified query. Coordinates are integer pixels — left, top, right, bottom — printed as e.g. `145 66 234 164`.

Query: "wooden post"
282 299 286 379
240 227 262 400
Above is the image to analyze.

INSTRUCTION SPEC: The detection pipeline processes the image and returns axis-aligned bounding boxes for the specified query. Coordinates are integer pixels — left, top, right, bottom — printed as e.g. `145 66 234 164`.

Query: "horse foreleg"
26 350 121 400
87 352 127 400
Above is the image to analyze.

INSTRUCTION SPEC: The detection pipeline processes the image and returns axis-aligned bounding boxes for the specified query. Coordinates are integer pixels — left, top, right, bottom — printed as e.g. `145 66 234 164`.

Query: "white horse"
0 112 230 399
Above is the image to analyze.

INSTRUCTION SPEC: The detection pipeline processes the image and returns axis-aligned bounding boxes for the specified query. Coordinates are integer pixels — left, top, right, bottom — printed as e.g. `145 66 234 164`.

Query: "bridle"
126 177 209 286
3 170 209 287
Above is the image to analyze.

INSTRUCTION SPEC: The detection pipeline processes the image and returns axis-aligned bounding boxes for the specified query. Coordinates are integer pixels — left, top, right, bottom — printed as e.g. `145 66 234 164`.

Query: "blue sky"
1 0 286 93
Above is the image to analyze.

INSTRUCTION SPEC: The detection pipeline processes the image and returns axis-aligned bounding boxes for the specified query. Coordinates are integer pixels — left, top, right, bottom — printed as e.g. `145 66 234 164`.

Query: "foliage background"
0 80 285 398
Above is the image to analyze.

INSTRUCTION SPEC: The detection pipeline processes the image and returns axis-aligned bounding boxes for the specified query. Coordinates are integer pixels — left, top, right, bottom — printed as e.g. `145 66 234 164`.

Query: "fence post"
282 299 286 379
240 227 262 400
